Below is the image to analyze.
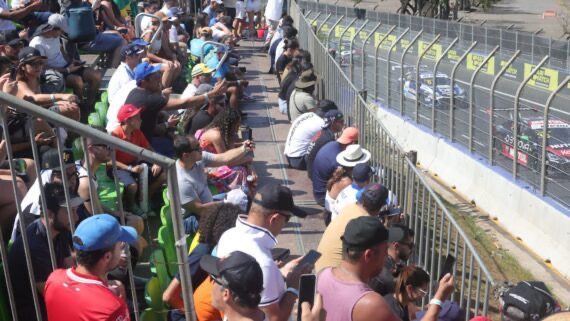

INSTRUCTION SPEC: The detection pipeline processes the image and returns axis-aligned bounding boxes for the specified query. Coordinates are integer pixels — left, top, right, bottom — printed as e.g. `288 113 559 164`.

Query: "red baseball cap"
117 104 142 122
337 127 359 144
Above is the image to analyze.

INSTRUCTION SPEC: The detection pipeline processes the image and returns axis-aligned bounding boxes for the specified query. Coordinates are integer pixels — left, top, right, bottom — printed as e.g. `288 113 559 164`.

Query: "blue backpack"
64 3 97 43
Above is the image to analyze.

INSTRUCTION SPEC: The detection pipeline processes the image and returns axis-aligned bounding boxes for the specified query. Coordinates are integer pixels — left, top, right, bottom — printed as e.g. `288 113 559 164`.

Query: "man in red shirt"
111 103 166 216
44 213 138 321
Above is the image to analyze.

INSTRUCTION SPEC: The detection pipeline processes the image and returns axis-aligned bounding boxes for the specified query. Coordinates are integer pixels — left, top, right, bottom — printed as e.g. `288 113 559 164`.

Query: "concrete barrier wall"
375 106 570 278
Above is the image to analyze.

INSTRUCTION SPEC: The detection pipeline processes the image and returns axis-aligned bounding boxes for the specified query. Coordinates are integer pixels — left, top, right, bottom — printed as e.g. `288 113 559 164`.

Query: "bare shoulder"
353 292 399 321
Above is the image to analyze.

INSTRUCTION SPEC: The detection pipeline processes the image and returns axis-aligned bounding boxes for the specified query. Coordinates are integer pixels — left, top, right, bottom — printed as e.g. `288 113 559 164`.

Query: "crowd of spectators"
0 0 564 320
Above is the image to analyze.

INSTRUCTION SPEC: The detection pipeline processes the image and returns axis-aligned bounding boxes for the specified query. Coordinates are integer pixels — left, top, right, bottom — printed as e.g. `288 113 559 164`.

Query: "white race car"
402 70 465 108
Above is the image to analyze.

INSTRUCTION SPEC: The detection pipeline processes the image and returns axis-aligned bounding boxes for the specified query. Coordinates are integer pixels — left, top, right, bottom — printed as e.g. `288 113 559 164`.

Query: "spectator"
8 182 81 321
163 203 241 321
182 63 214 99
277 52 309 114
383 265 430 321
186 84 225 134
324 167 352 225
196 108 241 154
200 251 265 320
332 163 373 219
14 148 78 239
111 104 166 216
15 47 80 121
369 224 414 296
75 134 146 257
244 0 260 38
93 0 131 32
30 21 102 108
315 183 389 272
107 40 147 104
216 183 310 321
275 38 299 83
190 26 215 60
288 68 317 121
0 136 28 238
275 25 298 69
284 108 329 170
205 45 249 110
263 0 283 48
44 214 137 320
141 13 183 86
173 134 253 216
139 0 160 31
268 16 294 57
203 0 222 19
232 0 245 38
310 127 358 206
105 61 226 150
305 107 344 174
317 216 455 321
0 31 25 63
209 6 224 26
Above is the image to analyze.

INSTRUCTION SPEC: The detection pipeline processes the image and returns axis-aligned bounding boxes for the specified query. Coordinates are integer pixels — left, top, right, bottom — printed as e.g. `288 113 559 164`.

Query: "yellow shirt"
315 203 369 272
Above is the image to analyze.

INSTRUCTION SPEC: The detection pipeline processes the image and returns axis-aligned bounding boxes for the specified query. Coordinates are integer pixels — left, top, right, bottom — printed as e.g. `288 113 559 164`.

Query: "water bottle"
169 25 178 44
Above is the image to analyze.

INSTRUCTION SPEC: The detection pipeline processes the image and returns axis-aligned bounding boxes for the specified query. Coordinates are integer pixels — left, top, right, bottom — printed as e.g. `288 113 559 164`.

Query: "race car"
494 115 570 176
402 70 466 108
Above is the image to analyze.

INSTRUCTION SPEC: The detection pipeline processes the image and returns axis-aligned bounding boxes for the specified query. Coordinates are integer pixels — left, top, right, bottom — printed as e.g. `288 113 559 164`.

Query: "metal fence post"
449 42 477 141
316 13 332 35
374 25 397 100
326 16 345 50
432 38 458 131
399 31 423 116
540 76 570 195
362 23 381 94
350 20 369 82
512 56 549 180
310 12 322 25
468 46 499 152
387 28 410 109
415 34 441 123
488 50 520 164
166 167 197 321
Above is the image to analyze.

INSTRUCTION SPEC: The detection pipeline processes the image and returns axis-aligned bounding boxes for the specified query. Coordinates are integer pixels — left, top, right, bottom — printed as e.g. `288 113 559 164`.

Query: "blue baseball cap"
121 43 145 58
130 38 149 46
72 214 137 251
134 61 162 81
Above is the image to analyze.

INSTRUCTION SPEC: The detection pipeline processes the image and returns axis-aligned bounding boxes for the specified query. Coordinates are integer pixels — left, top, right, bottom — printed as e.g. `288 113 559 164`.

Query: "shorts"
116 169 137 186
83 32 124 53
245 0 260 12
235 1 246 19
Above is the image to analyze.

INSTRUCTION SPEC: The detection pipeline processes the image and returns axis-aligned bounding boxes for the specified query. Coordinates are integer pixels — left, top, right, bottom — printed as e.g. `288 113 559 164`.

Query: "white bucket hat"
336 144 371 167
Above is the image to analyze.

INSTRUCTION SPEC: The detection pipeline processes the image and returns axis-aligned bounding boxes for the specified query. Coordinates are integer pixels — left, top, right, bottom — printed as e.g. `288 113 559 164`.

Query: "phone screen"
9 66 17 81
298 250 321 270
297 274 316 321
439 254 455 281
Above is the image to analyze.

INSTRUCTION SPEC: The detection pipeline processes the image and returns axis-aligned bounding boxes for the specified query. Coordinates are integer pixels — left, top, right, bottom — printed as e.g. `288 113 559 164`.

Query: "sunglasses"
276 211 292 223
210 275 226 287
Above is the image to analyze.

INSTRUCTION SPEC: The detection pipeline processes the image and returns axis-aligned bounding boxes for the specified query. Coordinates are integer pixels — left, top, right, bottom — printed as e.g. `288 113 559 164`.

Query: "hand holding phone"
297 274 316 321
439 254 455 281
297 250 321 270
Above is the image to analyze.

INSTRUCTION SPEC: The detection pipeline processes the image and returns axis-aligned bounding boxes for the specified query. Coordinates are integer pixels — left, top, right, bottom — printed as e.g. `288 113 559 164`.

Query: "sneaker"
130 204 146 218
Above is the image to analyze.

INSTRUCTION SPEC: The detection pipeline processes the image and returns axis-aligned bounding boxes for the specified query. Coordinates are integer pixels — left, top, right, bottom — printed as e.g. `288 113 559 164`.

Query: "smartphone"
297 250 321 270
9 66 17 81
439 254 455 281
297 274 316 321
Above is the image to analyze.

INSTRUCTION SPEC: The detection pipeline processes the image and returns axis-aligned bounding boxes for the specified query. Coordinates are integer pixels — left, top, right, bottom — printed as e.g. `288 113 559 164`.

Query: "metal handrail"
135 13 163 47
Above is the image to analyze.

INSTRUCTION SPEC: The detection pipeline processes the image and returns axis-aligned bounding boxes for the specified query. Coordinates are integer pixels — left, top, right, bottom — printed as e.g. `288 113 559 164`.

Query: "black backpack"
500 281 556 321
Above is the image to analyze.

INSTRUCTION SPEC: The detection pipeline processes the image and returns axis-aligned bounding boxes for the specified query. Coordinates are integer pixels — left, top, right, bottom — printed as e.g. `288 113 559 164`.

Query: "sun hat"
336 144 371 167
295 69 317 89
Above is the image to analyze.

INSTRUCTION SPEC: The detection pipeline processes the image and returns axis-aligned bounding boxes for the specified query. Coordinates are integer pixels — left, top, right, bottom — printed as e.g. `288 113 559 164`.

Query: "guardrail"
0 93 196 321
299 1 570 210
292 2 495 318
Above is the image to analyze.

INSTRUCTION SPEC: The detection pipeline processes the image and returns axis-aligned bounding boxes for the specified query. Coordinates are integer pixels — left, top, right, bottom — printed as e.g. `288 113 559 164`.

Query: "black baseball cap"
200 251 263 296
44 182 84 209
352 163 374 183
18 47 47 64
252 183 307 218
341 216 404 248
0 30 25 47
41 148 75 171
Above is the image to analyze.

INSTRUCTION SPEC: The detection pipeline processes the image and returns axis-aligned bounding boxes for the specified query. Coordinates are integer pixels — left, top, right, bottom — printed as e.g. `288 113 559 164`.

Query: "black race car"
494 116 570 176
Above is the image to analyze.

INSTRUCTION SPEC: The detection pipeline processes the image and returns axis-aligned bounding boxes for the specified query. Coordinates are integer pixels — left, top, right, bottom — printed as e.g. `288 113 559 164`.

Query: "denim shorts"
84 32 124 52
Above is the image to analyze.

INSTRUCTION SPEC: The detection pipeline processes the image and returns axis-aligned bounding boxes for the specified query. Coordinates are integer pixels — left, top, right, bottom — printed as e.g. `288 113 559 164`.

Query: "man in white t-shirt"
107 41 146 104
284 111 325 170
217 183 311 321
30 21 102 107
182 63 213 98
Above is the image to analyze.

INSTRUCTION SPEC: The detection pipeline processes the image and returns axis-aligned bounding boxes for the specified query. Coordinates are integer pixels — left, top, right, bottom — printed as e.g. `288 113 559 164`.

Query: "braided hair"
206 108 241 150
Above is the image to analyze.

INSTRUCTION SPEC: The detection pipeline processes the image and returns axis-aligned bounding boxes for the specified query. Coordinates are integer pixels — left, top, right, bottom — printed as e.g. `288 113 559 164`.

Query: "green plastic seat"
0 264 13 321
95 164 124 212
72 137 84 161
100 91 109 106
140 309 168 321
158 226 178 277
144 277 165 311
88 112 104 127
95 101 108 123
160 204 171 228
162 188 170 208
150 249 171 291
